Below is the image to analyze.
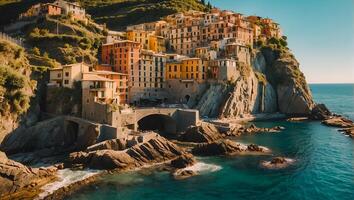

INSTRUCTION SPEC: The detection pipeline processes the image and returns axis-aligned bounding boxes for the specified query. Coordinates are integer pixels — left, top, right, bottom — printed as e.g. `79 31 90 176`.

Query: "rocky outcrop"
67 135 184 170
310 104 332 120
1 116 100 155
262 48 315 115
0 151 57 199
322 117 354 128
195 83 232 118
220 71 259 118
191 139 269 156
261 157 295 169
179 122 222 143
241 124 285 134
170 153 196 169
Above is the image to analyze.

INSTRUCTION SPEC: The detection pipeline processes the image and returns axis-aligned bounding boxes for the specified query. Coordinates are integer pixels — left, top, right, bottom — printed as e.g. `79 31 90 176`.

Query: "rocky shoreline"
1 105 353 199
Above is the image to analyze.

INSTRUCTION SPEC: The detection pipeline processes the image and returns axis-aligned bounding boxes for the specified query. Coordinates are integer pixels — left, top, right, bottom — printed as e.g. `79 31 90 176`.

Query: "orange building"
101 40 141 74
42 3 62 16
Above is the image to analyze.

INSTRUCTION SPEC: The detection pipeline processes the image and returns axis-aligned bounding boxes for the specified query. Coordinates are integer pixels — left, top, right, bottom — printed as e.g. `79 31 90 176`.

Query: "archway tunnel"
137 114 177 138
64 120 79 147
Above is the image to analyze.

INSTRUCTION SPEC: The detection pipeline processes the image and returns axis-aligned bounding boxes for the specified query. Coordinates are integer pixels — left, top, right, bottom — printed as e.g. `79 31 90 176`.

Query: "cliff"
195 46 314 118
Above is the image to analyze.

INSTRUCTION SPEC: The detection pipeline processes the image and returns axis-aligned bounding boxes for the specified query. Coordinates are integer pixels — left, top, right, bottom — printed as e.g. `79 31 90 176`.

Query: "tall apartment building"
130 50 167 103
101 40 141 74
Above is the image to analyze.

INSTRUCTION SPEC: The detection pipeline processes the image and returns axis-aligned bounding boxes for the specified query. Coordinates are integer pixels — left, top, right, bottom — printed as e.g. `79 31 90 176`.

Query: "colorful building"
130 50 167 103
166 57 207 82
101 40 141 74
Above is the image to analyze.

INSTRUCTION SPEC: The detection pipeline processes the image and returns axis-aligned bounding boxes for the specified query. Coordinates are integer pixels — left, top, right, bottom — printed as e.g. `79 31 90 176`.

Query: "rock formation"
260 157 295 169
262 48 315 115
0 151 57 199
191 139 269 156
1 116 100 155
195 48 314 118
179 122 222 143
67 134 185 170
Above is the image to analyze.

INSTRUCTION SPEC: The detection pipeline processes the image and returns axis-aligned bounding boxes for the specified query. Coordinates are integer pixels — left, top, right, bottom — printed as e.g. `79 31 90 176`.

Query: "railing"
0 32 24 47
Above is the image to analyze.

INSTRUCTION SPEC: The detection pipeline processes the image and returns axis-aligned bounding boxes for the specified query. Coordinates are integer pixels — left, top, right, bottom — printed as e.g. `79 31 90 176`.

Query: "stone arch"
137 114 177 137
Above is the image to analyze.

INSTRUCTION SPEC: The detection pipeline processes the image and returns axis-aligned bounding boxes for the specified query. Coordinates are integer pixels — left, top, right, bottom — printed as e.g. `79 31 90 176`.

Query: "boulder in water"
179 122 221 143
261 157 295 169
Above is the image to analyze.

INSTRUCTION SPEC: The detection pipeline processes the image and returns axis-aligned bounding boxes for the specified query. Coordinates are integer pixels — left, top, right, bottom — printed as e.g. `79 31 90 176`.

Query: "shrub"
32 47 41 56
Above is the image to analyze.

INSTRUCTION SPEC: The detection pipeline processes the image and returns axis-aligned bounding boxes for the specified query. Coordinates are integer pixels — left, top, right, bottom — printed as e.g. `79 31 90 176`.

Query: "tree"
201 0 205 5
207 2 212 9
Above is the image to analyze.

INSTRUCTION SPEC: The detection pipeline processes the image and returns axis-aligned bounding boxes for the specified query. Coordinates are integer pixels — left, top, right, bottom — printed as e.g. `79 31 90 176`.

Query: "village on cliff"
15 0 284 130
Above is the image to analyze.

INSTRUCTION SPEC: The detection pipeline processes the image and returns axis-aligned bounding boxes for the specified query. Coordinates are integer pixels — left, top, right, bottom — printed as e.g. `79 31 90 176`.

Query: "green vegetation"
0 39 34 117
25 15 103 65
0 0 209 30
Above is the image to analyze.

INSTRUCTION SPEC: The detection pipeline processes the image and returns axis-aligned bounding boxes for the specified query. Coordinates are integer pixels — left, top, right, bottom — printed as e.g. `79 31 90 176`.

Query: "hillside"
0 39 35 142
24 15 104 65
0 0 210 30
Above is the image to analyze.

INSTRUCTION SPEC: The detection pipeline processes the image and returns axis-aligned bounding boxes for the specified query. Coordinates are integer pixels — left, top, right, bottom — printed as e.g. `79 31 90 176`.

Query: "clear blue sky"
208 0 354 83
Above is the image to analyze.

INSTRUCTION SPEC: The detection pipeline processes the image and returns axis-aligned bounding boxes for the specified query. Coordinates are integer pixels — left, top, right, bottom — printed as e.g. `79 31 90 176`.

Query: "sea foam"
183 162 222 174
36 169 101 200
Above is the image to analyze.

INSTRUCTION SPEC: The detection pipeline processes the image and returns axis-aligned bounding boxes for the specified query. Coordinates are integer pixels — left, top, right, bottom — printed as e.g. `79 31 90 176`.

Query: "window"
64 80 69 84
57 73 61 78
65 72 69 77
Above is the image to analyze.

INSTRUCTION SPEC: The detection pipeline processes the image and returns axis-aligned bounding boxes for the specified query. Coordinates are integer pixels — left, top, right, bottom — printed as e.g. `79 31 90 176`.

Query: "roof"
82 73 114 82
102 40 140 46
92 70 128 76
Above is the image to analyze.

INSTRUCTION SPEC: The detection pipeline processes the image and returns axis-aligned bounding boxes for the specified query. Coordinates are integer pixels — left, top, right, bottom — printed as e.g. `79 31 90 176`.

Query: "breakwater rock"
0 151 57 199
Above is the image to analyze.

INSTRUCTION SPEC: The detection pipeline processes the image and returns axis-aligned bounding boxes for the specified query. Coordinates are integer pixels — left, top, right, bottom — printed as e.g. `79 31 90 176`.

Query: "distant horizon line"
308 82 354 84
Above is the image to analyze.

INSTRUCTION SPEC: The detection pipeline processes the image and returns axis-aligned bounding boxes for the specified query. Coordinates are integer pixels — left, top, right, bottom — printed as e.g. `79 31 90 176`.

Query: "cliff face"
195 48 314 118
262 48 315 115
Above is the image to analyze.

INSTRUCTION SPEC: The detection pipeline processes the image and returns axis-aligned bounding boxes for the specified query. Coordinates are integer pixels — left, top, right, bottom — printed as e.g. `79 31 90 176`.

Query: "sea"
65 84 354 200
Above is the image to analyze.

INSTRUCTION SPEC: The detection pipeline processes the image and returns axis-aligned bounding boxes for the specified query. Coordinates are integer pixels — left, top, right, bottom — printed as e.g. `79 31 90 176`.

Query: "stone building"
209 59 239 81
48 63 90 88
81 73 118 124
19 3 62 19
53 0 86 21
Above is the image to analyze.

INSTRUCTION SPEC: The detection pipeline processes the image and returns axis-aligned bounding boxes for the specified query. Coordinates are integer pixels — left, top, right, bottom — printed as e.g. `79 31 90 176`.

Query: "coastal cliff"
195 46 314 118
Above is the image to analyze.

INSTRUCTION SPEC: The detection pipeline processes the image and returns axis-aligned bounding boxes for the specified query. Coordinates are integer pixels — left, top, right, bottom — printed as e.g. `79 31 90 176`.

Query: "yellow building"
166 58 207 82
166 62 182 79
127 30 165 53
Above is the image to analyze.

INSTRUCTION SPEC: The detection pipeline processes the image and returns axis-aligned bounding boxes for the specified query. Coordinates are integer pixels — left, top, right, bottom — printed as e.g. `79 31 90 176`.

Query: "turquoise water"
67 84 354 200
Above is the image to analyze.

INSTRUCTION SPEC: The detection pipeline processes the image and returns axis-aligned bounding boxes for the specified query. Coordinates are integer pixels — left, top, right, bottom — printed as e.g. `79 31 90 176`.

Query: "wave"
182 162 222 174
36 169 101 200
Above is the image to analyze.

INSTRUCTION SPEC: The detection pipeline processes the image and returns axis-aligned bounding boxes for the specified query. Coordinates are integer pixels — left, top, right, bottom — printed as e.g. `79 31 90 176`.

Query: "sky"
208 0 354 83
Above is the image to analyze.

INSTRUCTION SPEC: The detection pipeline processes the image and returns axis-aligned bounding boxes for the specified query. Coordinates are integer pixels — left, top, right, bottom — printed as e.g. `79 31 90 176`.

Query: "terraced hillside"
0 0 210 30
